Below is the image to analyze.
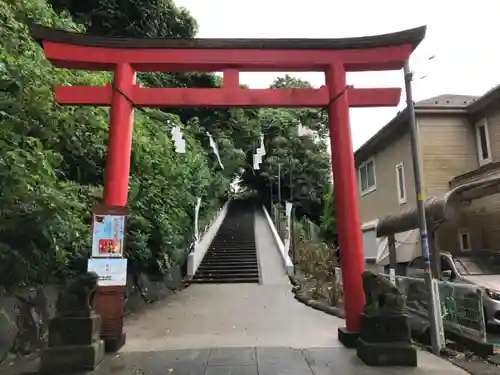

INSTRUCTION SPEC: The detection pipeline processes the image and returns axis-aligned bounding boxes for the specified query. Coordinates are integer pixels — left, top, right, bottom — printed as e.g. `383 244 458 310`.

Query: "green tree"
319 184 337 246
0 0 231 287
270 74 313 89
0 0 335 289
242 77 332 221
48 0 261 185
48 0 198 38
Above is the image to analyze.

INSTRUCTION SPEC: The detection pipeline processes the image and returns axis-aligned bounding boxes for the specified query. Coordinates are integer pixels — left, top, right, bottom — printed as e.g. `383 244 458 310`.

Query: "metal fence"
270 203 320 242
298 217 320 242
333 269 486 341
391 275 487 340
270 203 287 242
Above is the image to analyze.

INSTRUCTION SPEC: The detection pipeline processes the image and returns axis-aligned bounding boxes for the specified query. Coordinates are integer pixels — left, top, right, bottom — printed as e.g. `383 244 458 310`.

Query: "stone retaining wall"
0 266 184 364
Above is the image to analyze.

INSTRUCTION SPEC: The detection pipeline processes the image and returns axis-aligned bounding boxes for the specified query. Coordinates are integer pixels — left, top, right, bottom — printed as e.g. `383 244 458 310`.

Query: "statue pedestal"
357 312 417 367
39 314 105 374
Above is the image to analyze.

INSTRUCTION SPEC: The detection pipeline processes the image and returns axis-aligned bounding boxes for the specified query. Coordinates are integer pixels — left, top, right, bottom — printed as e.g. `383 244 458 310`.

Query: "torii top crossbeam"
30 25 426 108
31 24 425 72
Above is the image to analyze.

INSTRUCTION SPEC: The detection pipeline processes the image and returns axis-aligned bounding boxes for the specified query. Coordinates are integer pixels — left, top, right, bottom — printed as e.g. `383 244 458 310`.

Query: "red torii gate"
30 24 426 350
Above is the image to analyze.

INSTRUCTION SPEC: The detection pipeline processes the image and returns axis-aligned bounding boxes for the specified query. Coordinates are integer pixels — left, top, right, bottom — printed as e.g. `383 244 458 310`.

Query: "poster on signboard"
91 205 127 258
87 258 127 286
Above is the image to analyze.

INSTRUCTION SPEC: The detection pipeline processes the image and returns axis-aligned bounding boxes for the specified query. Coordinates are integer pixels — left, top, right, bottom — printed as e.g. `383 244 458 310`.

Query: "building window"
359 157 376 195
396 163 407 204
459 231 471 251
475 119 492 166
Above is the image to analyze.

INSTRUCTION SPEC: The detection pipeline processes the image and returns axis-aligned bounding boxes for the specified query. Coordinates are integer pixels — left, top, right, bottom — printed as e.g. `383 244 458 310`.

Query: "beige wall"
357 107 500 255
357 130 417 223
420 109 500 253
419 114 478 197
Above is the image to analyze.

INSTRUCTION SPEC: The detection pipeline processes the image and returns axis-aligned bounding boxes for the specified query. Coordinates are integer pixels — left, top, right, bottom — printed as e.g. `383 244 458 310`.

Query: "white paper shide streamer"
171 125 186 153
206 132 224 169
256 134 266 156
253 133 266 170
284 201 293 253
253 153 262 170
297 122 314 137
194 197 202 241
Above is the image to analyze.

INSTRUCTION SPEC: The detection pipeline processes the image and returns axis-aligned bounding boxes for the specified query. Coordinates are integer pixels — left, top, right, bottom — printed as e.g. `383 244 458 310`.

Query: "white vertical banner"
252 133 266 170
194 197 202 241
171 125 186 153
206 132 224 169
256 133 266 156
284 201 293 253
253 154 260 170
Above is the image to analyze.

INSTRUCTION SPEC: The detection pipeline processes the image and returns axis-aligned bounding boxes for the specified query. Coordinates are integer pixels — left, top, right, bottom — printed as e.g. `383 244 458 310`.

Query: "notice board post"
87 204 128 352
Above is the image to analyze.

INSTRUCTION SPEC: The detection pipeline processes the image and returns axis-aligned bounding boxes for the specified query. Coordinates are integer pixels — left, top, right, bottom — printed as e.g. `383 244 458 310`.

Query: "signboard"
91 205 126 258
87 258 127 286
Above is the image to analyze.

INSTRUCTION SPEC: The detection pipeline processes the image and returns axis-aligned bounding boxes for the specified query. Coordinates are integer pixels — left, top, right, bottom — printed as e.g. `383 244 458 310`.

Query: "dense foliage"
320 185 337 247
0 0 333 289
242 76 331 221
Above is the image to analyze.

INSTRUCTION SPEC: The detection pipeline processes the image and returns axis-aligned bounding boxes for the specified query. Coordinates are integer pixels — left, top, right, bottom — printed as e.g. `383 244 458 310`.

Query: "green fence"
368 273 487 341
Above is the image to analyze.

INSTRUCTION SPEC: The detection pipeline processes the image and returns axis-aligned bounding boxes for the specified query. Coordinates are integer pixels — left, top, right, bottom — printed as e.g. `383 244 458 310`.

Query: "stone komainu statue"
362 270 405 316
55 272 99 317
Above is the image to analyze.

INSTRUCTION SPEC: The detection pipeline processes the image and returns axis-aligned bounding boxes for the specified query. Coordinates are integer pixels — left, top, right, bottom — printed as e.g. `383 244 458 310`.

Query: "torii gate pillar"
326 64 365 345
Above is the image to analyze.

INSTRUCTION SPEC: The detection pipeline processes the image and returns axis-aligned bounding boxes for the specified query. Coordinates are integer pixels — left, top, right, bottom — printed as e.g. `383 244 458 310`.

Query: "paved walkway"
115 208 468 374
123 209 339 350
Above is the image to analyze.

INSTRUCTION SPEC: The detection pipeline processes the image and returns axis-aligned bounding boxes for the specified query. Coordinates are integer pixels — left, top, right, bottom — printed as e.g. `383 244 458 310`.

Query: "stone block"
39 339 105 375
337 327 359 348
357 339 417 367
104 331 127 352
359 313 411 343
48 314 101 346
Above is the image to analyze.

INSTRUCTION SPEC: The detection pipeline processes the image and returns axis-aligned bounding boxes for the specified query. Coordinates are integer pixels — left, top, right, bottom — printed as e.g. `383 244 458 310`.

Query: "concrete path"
254 208 291 286
118 208 469 374
123 283 341 351
97 347 470 375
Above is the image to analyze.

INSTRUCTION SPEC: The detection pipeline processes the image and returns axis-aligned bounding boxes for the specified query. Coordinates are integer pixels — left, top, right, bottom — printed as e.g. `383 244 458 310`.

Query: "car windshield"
454 256 500 276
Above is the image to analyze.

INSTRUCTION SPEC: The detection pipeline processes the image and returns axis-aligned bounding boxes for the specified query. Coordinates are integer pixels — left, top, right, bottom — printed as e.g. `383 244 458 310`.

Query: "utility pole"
404 61 445 355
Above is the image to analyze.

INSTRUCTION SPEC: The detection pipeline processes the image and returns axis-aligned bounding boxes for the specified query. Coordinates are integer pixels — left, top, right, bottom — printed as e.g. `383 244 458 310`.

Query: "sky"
175 0 500 150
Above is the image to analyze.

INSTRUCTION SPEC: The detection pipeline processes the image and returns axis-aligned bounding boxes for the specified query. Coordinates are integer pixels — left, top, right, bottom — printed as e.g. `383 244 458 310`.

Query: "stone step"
196 268 259 274
194 272 259 279
197 264 259 274
192 199 259 284
190 277 260 284
204 252 256 258
201 258 257 264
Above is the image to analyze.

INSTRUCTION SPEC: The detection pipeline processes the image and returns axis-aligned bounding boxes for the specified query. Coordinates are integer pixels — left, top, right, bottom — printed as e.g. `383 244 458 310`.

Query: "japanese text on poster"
88 258 127 286
91 214 125 257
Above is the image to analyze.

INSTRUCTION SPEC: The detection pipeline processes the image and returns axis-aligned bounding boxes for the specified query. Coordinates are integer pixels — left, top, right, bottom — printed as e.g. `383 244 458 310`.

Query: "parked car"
406 250 500 329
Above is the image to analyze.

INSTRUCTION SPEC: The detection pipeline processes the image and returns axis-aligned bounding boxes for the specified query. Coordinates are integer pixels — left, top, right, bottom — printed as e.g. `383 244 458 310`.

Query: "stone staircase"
191 200 260 284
